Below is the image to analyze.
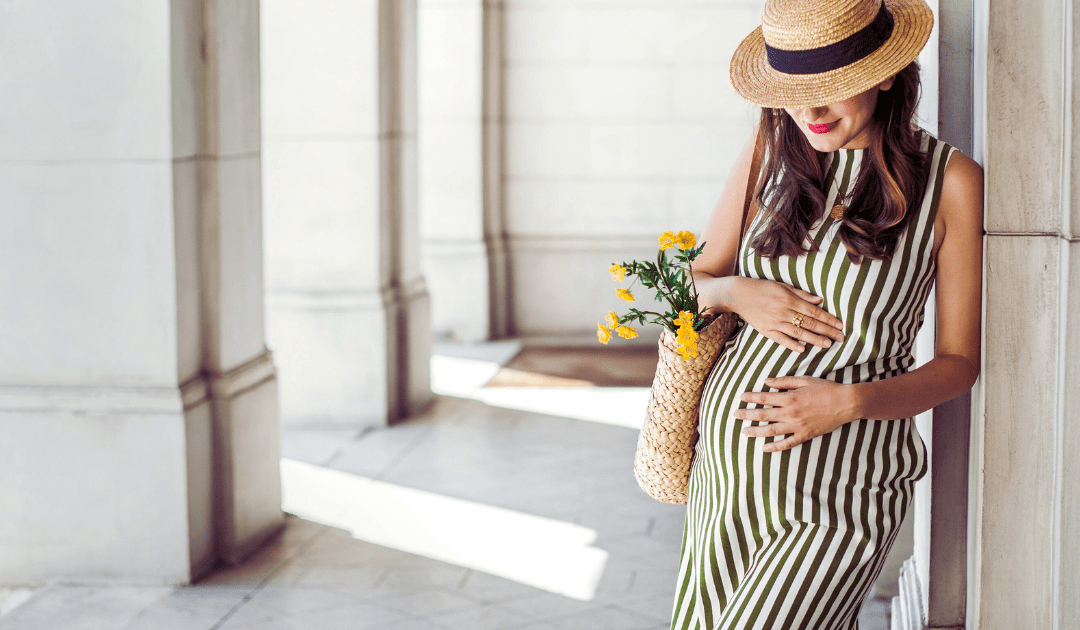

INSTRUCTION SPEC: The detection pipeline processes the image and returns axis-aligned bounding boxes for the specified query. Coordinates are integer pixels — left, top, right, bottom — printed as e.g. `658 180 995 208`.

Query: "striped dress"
671 135 954 630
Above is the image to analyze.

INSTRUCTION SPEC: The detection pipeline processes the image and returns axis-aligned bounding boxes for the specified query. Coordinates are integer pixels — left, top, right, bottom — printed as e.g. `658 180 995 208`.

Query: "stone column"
182 0 284 568
262 0 432 427
418 0 511 341
0 0 281 583
891 1 973 627
968 0 1080 628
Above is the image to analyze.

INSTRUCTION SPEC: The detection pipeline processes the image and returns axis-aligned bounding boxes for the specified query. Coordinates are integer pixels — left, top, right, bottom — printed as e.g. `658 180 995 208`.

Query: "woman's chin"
803 134 844 153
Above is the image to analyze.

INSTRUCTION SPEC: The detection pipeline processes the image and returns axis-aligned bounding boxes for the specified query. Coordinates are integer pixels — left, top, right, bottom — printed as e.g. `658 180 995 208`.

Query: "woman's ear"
879 75 896 91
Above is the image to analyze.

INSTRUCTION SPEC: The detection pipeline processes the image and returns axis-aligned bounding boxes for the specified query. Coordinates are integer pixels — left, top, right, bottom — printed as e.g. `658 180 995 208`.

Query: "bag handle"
735 128 764 276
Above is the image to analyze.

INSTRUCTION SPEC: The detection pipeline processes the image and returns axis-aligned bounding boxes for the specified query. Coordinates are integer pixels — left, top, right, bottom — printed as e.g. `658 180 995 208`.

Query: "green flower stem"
686 265 700 321
654 249 681 307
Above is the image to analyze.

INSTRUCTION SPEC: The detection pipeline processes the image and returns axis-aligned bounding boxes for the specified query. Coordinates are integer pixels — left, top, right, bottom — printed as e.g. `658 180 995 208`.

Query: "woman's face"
784 77 895 152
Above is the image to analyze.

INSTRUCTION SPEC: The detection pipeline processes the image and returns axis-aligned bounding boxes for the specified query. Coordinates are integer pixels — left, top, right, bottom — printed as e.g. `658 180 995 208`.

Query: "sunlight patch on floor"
280 458 609 601
431 354 649 429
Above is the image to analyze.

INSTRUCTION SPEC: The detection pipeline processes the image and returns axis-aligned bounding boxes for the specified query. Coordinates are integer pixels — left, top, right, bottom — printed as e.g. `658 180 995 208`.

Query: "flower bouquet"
601 231 740 504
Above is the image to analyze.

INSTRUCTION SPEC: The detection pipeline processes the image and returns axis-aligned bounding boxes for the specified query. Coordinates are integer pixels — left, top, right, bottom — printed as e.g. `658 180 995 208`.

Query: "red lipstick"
808 121 838 134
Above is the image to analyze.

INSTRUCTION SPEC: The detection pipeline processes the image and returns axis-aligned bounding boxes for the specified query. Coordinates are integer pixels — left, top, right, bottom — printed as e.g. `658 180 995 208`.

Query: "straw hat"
730 0 933 109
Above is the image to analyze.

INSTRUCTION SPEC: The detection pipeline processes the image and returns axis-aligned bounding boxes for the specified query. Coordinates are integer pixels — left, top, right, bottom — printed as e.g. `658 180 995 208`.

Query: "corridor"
0 344 888 630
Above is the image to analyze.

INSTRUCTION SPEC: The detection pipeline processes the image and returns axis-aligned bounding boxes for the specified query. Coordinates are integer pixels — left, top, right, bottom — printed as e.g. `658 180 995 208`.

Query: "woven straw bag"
632 130 762 504
633 313 738 503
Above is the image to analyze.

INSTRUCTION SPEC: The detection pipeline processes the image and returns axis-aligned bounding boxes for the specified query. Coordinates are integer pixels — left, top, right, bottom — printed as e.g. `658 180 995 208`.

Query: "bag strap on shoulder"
735 128 764 276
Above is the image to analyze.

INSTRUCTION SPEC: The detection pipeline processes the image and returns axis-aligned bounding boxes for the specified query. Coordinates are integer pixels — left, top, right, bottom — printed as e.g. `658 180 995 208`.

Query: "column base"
182 349 284 566
267 282 433 428
892 556 923 630
421 238 491 343
386 277 434 422
266 291 391 428
891 557 963 630
0 385 191 585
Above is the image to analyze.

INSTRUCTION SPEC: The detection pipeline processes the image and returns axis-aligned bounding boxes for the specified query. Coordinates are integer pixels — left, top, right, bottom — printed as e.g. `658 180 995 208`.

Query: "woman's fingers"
790 287 823 303
741 421 786 437
785 286 845 331
764 323 837 352
766 330 805 353
788 321 841 350
807 305 845 331
762 435 803 453
791 317 844 346
739 420 807 452
764 376 809 389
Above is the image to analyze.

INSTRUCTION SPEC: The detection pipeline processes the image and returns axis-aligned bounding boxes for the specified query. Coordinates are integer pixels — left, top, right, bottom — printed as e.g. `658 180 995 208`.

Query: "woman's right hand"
724 276 845 353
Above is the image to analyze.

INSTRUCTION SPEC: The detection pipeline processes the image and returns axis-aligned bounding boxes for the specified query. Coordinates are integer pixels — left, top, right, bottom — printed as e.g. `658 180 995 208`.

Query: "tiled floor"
1 345 889 630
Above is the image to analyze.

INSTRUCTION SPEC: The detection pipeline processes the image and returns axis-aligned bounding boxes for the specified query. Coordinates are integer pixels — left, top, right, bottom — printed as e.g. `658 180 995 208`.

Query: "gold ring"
792 313 804 329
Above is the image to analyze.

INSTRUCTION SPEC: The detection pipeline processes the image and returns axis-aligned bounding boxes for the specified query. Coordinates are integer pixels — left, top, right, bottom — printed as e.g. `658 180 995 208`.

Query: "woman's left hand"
735 376 860 452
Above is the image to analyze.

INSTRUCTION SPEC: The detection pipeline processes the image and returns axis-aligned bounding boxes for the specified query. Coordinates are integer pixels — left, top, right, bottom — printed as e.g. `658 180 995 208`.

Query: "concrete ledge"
206 356 284 566
0 407 191 585
0 385 182 415
892 557 923 630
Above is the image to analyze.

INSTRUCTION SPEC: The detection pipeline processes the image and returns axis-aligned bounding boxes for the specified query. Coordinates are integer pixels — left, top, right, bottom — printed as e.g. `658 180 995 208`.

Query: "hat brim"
730 0 934 109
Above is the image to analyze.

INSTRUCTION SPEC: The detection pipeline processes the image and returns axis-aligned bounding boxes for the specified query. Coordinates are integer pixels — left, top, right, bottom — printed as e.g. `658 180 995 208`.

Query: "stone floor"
0 344 889 630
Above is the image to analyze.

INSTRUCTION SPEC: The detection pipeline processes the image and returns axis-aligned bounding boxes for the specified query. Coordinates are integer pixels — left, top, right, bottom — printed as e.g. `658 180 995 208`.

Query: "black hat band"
765 3 895 75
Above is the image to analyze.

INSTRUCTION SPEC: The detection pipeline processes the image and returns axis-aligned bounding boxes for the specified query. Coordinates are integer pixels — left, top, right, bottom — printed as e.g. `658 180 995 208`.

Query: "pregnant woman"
671 0 983 628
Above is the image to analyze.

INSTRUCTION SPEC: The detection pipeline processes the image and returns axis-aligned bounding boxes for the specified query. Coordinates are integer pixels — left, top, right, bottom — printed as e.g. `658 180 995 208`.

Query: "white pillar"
186 0 284 567
418 0 511 342
262 0 432 427
968 0 1079 627
0 0 281 584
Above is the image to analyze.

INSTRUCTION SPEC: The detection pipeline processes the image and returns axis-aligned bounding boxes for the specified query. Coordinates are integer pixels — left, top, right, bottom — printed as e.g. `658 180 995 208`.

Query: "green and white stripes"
671 135 954 630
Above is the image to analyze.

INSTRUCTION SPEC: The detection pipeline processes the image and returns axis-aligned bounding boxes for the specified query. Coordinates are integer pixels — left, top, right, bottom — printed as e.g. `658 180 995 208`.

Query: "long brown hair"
749 62 929 264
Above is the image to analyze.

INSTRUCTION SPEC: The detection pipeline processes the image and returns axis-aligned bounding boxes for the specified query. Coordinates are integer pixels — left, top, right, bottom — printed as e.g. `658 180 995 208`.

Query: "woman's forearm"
693 271 742 313
848 353 979 421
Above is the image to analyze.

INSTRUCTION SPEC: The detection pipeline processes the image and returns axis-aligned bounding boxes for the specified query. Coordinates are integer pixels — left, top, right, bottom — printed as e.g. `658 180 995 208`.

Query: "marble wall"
418 0 503 343
501 1 761 340
0 0 282 584
0 1 191 584
973 0 1080 627
416 0 761 342
262 0 432 428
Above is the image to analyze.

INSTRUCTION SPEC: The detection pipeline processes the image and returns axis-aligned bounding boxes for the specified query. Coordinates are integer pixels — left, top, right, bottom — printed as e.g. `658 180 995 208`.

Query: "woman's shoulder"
937 144 984 230
914 128 983 193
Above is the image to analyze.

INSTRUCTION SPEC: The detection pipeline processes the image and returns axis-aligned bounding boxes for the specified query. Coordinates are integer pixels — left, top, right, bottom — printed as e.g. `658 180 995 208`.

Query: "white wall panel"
506 65 672 121
505 8 588 62
0 411 190 584
263 140 381 292
504 0 764 338
0 162 177 387
0 2 171 161
261 0 380 137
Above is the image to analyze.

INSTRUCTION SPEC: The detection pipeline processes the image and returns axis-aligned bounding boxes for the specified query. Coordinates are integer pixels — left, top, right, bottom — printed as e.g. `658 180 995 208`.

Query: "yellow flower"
658 231 676 251
676 321 698 340
606 311 619 328
675 231 697 250
597 324 612 344
609 263 627 282
677 342 699 361
616 288 635 302
676 317 699 359
615 325 638 340
679 329 698 344
673 311 696 327
676 327 699 360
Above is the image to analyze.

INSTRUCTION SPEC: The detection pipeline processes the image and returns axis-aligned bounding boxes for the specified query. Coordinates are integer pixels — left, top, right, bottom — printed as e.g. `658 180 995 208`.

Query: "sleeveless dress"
670 135 954 630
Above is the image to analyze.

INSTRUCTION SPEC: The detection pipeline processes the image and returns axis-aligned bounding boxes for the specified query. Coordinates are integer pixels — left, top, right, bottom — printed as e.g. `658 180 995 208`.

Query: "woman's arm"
694 128 845 352
849 150 984 418
736 151 984 452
